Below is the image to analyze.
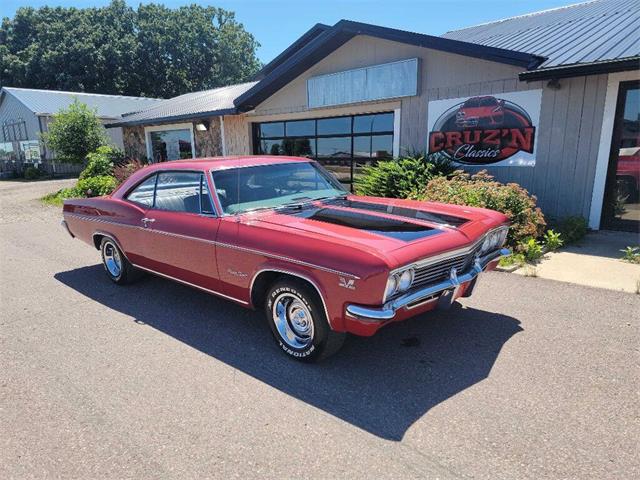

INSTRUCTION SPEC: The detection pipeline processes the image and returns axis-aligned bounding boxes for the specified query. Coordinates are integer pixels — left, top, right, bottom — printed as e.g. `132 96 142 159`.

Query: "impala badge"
339 277 356 290
227 268 248 278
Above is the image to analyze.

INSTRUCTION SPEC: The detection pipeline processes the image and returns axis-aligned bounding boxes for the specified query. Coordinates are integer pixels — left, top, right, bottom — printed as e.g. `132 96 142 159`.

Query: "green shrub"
41 100 109 164
520 237 544 262
620 246 640 264
499 253 526 268
41 187 81 206
554 216 588 244
23 166 41 180
354 153 455 198
421 170 546 247
80 146 123 179
543 229 563 251
75 175 117 197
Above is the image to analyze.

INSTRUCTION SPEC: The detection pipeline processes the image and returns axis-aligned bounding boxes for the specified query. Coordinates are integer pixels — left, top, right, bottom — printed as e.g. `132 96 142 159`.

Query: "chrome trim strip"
68 212 360 279
346 248 510 321
215 241 360 279
249 268 334 329
132 263 249 306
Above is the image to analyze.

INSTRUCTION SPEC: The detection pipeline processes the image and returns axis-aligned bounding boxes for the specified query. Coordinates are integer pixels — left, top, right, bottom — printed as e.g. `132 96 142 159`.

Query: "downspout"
220 116 227 156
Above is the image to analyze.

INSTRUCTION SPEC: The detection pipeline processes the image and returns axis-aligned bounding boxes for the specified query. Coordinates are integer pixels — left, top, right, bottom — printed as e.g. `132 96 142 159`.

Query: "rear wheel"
100 237 138 285
264 279 345 362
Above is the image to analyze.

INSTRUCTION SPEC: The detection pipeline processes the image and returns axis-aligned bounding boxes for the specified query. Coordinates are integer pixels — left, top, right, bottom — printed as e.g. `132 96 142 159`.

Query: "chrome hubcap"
103 242 122 277
272 293 314 349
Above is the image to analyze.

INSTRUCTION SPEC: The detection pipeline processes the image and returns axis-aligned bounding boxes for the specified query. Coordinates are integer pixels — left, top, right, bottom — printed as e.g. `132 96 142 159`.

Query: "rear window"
126 174 156 207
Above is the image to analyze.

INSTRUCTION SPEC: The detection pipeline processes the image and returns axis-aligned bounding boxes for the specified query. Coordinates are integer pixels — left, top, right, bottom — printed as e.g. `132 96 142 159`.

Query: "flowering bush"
421 170 546 248
113 159 147 184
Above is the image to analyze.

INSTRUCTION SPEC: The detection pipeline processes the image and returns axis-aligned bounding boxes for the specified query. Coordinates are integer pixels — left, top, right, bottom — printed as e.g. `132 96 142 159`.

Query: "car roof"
144 155 312 172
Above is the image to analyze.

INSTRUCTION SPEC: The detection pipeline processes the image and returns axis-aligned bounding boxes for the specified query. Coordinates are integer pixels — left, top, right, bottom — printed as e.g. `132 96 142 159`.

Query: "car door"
136 170 222 291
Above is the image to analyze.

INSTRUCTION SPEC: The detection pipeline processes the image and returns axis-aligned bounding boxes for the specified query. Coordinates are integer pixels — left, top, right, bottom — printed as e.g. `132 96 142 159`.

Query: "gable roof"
0 87 163 118
107 82 258 127
234 19 545 112
442 0 640 80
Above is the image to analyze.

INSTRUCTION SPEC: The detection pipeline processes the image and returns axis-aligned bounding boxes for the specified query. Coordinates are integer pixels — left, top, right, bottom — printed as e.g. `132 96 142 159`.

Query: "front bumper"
345 248 510 321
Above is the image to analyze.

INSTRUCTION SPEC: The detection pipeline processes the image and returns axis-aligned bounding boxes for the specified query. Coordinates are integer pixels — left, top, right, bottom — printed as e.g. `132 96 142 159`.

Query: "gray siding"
0 92 40 142
423 75 607 220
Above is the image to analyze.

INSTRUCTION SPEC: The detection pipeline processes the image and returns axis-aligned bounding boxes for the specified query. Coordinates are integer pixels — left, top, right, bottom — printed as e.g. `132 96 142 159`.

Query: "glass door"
601 81 640 232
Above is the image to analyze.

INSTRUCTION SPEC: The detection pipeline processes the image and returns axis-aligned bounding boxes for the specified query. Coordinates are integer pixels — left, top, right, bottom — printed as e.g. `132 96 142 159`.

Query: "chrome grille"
411 243 482 289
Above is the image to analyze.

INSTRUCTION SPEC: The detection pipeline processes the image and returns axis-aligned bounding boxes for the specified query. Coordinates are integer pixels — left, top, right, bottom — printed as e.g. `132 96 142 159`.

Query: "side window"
126 174 156 207
155 172 202 213
200 175 215 214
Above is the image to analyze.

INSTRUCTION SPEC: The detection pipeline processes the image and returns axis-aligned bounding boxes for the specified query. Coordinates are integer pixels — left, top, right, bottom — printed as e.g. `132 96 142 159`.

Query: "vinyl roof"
442 0 640 79
108 82 258 127
1 87 163 118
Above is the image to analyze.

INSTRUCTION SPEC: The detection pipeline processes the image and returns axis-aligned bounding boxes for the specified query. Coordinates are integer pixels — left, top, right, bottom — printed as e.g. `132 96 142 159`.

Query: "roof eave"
519 57 640 81
106 108 237 128
234 19 545 112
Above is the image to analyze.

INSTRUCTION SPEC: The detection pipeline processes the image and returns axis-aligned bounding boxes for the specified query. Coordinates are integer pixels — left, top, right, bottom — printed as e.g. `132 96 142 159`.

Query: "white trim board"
588 71 640 230
144 122 195 162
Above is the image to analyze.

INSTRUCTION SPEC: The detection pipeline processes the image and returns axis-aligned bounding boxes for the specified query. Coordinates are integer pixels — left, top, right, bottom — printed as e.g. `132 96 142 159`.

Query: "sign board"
427 90 542 167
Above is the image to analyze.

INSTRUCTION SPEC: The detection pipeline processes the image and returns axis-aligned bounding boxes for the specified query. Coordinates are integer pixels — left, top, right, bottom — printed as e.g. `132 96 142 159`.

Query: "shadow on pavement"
56 265 522 441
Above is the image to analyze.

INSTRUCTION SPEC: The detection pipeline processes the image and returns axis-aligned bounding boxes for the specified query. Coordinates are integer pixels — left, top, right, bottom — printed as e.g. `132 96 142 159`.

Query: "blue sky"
1 1 576 63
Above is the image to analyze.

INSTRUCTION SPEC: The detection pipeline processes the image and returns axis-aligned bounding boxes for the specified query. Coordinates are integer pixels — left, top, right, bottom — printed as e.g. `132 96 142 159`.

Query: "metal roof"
108 82 258 127
442 0 640 75
1 87 163 118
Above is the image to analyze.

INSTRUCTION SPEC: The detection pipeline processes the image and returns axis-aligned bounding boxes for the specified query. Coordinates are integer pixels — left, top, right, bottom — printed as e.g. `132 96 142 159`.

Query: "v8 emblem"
339 277 355 290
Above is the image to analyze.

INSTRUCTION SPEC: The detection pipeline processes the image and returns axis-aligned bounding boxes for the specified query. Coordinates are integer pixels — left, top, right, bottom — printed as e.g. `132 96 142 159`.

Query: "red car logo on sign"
429 95 536 165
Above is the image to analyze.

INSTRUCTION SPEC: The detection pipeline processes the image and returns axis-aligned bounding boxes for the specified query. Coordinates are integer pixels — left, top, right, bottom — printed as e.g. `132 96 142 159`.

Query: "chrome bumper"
346 248 510 321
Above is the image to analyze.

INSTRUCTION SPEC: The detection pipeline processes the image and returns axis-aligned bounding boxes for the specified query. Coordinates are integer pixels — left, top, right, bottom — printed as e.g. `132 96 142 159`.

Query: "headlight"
398 268 414 291
384 274 398 299
384 267 415 301
480 228 508 254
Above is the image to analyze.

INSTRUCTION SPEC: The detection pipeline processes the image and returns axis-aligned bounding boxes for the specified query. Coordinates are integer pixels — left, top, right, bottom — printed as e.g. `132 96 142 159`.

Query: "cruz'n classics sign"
427 90 542 167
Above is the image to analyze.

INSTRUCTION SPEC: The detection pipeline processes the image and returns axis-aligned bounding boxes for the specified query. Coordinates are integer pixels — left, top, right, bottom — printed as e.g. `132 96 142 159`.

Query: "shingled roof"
442 0 640 80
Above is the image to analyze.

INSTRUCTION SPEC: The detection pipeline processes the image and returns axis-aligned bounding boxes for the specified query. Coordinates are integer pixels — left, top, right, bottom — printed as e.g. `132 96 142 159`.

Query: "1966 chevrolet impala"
62 156 510 361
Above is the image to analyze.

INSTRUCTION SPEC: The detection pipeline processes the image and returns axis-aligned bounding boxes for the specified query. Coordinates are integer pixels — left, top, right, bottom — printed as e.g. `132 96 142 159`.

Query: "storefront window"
149 128 193 162
253 112 394 186
0 142 15 161
602 81 640 232
19 140 40 162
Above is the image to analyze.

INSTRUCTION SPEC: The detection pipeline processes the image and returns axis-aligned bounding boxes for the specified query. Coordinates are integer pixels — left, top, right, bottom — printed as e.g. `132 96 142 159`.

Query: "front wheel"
265 279 345 362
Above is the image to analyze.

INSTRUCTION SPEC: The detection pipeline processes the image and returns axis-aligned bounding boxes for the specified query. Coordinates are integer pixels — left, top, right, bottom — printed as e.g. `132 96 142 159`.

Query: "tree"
42 101 108 164
0 1 261 98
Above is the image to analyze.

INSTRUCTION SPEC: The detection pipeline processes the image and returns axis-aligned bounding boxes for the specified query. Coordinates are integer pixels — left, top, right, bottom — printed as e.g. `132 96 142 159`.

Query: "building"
0 87 162 173
110 0 639 231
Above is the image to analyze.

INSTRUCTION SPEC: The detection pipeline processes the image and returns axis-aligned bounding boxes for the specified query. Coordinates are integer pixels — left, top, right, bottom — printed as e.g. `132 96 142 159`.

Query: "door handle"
141 217 156 228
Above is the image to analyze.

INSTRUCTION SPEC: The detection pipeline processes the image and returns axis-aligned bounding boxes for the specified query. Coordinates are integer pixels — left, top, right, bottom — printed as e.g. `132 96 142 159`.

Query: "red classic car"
455 96 505 128
62 156 510 361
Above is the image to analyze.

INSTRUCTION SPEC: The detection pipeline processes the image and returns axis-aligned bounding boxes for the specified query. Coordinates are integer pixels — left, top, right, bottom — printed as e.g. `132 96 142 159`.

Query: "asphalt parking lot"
1 179 639 479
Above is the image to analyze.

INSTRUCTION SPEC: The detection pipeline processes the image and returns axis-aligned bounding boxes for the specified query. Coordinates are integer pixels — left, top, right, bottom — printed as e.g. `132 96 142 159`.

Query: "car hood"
239 195 508 267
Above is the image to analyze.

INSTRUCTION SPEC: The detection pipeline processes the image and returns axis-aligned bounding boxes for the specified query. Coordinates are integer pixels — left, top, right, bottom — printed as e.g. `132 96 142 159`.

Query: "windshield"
211 161 347 215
